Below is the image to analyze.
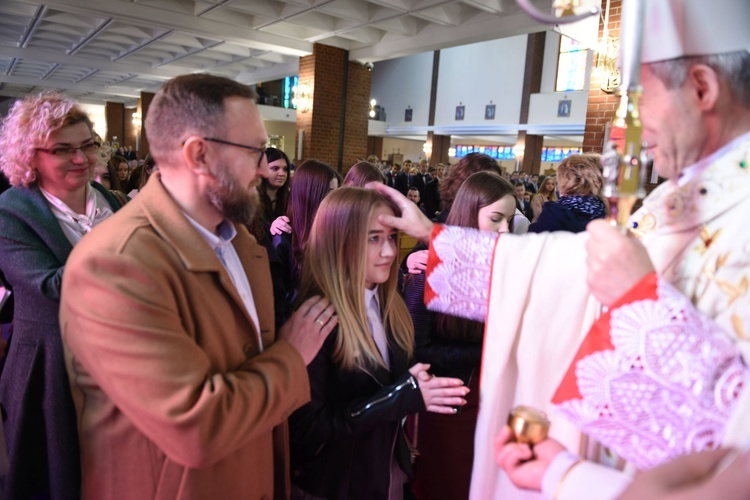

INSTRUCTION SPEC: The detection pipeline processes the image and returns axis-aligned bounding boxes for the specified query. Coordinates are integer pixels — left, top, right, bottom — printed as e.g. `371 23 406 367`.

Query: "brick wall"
310 44 345 168
295 43 371 172
296 44 345 167
296 53 315 163
582 0 622 153
343 62 371 170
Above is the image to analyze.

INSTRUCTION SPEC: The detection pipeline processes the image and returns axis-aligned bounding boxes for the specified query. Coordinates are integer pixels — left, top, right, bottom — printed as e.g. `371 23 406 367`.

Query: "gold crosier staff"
600 0 649 229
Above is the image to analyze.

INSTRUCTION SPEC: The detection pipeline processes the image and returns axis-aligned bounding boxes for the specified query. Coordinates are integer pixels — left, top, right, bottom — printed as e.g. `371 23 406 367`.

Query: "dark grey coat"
0 182 122 499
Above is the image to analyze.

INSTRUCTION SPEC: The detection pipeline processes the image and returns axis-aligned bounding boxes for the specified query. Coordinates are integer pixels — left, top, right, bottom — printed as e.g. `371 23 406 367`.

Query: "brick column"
367 136 384 159
105 102 124 146
296 43 371 171
139 91 154 160
517 32 546 174
343 62 371 169
519 131 544 173
583 0 621 153
426 51 449 166
430 134 451 165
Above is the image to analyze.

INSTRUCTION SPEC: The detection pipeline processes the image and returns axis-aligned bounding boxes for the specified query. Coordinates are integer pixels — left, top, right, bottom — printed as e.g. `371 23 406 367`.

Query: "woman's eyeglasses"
36 142 100 158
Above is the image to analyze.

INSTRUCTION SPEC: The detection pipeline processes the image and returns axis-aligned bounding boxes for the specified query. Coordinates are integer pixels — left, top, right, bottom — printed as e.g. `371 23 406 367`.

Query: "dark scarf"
559 195 606 219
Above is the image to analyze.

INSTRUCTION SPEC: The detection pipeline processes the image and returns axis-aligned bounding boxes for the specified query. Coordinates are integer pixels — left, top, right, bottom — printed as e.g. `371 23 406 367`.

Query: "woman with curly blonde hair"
289 187 468 500
528 154 606 233
0 92 125 499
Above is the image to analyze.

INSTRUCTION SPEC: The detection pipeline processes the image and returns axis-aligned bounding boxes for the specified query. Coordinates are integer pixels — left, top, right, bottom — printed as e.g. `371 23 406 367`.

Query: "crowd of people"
0 1 748 498
0 81 607 500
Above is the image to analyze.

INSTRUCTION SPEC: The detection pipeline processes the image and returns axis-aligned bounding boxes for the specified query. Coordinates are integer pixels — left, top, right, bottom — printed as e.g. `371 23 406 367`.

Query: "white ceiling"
0 0 555 107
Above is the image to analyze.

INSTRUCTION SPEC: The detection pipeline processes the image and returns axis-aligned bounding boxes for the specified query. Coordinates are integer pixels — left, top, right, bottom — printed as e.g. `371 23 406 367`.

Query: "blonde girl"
289 187 468 500
530 175 558 222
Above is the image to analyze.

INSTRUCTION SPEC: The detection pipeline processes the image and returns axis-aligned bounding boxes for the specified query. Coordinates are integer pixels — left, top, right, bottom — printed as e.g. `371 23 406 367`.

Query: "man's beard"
205 161 259 226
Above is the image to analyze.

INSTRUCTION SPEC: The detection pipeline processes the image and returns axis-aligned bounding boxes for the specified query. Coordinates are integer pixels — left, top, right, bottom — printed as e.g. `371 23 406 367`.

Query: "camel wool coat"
60 173 310 500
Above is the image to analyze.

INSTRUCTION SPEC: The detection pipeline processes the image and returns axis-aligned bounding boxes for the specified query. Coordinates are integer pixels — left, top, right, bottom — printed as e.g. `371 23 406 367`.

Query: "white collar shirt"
364 286 389 367
40 184 114 246
184 214 262 349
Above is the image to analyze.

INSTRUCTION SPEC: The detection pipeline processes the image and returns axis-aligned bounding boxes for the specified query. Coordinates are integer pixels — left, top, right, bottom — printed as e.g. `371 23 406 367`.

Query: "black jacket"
516 198 534 222
271 231 298 320
528 199 605 234
385 171 410 196
289 328 425 499
410 173 432 197
422 179 441 218
401 272 481 380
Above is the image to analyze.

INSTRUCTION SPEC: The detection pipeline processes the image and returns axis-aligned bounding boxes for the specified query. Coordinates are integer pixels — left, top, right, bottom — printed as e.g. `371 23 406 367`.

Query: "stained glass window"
283 76 299 109
453 145 582 161
556 36 587 92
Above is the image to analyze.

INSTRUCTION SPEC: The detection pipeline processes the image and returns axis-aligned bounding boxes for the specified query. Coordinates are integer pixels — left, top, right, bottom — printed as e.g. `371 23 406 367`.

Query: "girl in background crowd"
436 153 501 222
247 148 291 329
111 154 129 186
343 160 386 187
289 187 468 500
126 153 155 198
271 159 340 319
530 175 558 222
403 172 515 500
92 134 125 194
92 160 115 190
93 153 129 206
403 152 502 275
258 147 291 234
92 137 116 190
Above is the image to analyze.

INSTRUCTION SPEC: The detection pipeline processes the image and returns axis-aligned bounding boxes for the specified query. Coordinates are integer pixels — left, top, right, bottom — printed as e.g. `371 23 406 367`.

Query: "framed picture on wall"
558 99 572 118
485 104 496 120
455 105 465 121
405 108 413 122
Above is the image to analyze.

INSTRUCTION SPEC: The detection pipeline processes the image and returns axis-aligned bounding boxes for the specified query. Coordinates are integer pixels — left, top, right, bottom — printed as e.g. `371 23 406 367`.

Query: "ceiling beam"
2 46 209 81
0 74 143 99
68 18 115 55
20 5 48 48
39 0 314 57
350 7 545 62
236 61 299 85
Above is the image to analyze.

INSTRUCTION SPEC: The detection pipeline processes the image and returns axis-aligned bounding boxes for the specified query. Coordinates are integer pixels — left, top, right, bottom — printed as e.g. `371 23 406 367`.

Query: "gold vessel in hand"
507 406 550 445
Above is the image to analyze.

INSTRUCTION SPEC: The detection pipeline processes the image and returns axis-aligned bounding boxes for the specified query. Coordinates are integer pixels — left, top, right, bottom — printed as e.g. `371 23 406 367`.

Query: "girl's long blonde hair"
297 188 414 371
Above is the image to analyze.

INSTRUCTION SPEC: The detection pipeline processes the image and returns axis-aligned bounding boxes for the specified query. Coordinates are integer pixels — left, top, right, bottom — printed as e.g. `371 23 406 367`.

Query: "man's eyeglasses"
203 137 267 168
36 142 100 158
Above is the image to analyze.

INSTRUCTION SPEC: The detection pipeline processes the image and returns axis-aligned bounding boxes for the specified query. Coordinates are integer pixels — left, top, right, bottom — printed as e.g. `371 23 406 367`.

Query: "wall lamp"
292 83 312 113
423 140 433 160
